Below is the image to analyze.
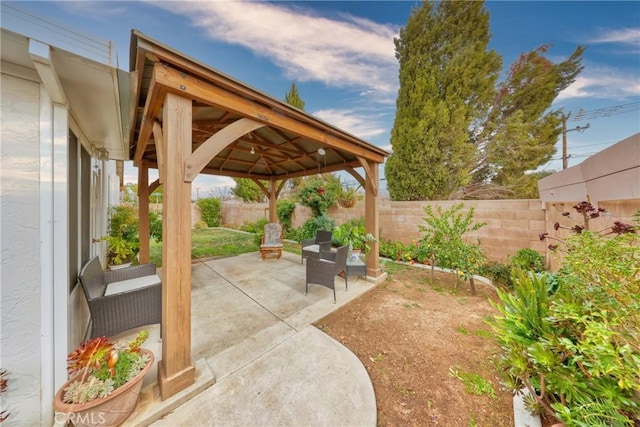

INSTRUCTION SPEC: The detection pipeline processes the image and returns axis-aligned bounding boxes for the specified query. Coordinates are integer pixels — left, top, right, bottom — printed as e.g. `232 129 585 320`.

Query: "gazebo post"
364 161 383 279
268 179 277 223
138 160 150 264
157 92 195 399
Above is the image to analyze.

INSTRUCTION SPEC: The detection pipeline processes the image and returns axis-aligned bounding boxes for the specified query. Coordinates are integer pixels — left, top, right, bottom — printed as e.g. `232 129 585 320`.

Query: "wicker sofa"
78 256 162 338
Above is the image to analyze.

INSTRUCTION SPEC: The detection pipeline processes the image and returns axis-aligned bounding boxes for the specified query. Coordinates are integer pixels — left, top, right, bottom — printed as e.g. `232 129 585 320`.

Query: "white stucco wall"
1 73 43 426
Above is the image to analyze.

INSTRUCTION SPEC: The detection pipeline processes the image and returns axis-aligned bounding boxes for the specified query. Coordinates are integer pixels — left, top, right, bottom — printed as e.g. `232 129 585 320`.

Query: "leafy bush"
491 206 639 425
298 214 335 241
193 220 208 230
149 210 163 242
239 218 269 234
511 248 545 273
419 203 486 278
276 199 296 231
296 175 341 217
478 262 512 288
197 197 222 227
103 205 139 265
332 217 375 252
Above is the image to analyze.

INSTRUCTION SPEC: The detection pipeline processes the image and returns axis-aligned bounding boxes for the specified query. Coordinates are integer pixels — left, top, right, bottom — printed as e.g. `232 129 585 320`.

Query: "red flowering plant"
62 330 149 404
539 201 635 251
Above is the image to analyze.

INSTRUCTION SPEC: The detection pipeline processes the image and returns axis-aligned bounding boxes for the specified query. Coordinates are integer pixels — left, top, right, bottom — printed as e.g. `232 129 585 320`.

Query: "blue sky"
4 1 640 197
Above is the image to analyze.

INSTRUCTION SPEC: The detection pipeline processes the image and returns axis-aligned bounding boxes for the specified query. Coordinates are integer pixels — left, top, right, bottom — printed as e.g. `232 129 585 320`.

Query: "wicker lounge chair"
260 222 284 259
301 230 333 264
78 256 162 338
305 244 349 303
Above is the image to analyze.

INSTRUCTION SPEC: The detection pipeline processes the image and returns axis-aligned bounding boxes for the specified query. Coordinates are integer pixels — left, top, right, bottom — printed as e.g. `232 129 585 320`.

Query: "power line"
570 101 640 122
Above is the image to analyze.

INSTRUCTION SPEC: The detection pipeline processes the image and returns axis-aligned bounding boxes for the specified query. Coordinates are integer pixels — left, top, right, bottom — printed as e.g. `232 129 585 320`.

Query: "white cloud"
589 28 640 45
150 0 399 94
313 108 388 140
557 65 640 101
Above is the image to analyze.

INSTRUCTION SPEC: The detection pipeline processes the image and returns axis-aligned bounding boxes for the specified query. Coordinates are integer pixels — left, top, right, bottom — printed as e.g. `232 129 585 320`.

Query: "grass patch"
449 366 496 398
150 227 300 266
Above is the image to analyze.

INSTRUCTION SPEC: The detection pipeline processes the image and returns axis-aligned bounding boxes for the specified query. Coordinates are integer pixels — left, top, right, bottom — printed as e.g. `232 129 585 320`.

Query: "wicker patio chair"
301 230 333 264
305 244 349 303
78 256 162 338
260 222 284 259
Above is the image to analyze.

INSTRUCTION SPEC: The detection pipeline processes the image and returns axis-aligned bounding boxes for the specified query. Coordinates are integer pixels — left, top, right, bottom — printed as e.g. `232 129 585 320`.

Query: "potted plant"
53 330 153 427
337 186 359 208
332 220 376 258
102 205 140 268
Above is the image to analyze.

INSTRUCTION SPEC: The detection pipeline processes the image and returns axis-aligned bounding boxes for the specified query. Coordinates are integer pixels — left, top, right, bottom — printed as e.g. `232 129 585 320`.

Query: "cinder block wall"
219 198 640 264
543 199 640 270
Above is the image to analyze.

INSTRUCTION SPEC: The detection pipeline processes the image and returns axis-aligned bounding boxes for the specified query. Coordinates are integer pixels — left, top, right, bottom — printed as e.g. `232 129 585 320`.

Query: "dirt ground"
315 263 515 427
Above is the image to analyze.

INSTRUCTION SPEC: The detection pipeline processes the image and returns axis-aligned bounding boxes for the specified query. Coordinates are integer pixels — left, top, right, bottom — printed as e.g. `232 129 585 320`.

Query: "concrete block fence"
217 198 640 264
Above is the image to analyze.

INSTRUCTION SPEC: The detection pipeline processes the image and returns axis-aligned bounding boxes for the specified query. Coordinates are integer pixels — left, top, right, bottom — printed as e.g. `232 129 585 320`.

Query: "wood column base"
366 268 388 285
157 360 196 400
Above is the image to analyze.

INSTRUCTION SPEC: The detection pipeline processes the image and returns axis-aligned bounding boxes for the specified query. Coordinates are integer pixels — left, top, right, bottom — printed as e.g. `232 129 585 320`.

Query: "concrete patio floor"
123 251 379 426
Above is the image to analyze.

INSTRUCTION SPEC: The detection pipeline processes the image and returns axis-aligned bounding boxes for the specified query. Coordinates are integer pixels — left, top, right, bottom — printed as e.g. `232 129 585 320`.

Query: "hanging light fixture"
317 148 325 156
250 145 255 155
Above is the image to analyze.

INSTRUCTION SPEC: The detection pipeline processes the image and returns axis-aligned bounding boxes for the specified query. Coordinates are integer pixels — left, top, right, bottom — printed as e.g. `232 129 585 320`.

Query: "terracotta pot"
53 349 154 427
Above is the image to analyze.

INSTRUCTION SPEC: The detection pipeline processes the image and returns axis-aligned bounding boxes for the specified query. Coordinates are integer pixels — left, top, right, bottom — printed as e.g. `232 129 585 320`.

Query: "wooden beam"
153 63 386 163
138 161 150 264
134 65 166 164
158 92 195 400
152 121 166 184
345 167 365 188
358 156 378 197
149 179 161 195
184 118 265 182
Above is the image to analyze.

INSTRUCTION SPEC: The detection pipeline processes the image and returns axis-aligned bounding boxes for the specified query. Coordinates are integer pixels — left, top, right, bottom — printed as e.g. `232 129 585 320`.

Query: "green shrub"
299 214 335 241
332 218 375 252
193 220 208 230
296 175 341 217
491 209 640 425
419 203 486 278
478 262 512 288
276 199 296 231
239 218 269 234
511 248 545 273
197 197 222 227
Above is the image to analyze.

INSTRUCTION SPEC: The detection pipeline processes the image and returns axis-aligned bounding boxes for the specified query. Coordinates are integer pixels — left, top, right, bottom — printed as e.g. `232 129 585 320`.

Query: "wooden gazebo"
129 31 388 399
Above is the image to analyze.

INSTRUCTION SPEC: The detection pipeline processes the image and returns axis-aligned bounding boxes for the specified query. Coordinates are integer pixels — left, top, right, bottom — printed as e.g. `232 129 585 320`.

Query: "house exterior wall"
1 72 43 426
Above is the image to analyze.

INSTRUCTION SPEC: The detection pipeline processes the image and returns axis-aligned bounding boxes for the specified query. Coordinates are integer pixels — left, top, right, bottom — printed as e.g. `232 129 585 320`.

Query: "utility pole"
561 113 590 169
195 187 200 200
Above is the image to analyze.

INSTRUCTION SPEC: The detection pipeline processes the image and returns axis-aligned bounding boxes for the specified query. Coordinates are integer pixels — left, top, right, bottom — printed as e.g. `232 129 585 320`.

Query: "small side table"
345 253 367 288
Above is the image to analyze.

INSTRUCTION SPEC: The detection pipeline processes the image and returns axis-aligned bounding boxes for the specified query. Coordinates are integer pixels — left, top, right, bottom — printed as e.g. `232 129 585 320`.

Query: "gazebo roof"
129 30 388 182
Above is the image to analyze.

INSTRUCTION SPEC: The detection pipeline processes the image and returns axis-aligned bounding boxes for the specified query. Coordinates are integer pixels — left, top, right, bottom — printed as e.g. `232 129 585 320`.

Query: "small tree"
418 203 486 294
232 178 264 202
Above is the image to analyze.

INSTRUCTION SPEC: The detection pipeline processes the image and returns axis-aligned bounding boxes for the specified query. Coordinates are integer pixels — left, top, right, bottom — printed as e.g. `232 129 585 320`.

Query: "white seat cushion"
105 274 161 296
303 244 321 253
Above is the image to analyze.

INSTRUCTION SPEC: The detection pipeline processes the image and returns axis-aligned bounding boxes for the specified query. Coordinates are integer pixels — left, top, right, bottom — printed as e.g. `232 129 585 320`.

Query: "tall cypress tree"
386 0 501 200
284 82 305 111
468 45 585 197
